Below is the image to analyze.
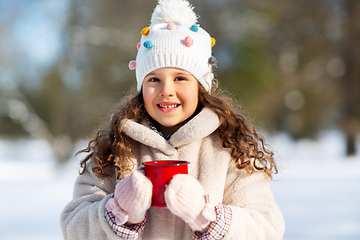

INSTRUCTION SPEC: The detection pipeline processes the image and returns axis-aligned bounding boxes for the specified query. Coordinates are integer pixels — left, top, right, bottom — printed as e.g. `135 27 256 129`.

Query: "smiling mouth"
157 104 180 110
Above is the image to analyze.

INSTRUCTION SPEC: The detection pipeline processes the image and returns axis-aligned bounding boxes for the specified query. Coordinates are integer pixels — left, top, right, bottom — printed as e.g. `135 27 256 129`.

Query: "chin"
158 122 177 128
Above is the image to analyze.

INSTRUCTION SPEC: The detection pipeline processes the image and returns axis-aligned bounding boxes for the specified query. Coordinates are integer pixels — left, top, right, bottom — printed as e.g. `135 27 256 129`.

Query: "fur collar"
121 108 220 155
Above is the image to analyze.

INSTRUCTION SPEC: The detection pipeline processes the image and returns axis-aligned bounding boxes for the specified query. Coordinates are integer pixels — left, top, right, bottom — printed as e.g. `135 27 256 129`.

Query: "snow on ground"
269 131 360 240
0 139 80 240
0 130 359 240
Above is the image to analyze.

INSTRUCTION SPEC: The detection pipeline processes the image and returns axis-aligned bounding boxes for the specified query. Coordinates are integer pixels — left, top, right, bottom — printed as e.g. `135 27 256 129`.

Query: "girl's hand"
164 174 217 231
105 167 152 225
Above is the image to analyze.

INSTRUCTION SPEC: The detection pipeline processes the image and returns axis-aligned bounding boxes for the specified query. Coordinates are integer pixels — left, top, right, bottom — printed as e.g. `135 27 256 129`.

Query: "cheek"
142 90 152 109
184 84 199 110
191 92 199 110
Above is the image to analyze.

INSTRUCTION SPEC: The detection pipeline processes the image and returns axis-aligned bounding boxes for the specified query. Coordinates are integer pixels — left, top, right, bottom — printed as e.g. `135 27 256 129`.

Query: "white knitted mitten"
105 167 153 225
164 174 217 231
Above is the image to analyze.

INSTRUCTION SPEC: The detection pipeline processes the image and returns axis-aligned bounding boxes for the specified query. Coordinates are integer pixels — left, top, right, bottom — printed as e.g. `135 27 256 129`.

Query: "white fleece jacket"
60 108 285 239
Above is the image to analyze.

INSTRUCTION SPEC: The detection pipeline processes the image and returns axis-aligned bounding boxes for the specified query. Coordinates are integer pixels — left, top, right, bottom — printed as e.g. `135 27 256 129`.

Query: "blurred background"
0 0 359 239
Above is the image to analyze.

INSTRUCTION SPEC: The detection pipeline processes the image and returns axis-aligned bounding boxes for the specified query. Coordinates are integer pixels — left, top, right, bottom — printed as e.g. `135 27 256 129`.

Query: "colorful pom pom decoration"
184 36 193 47
190 25 198 32
141 27 150 36
211 38 216 47
137 42 141 50
167 22 176 30
143 40 153 49
208 56 217 66
129 60 136 70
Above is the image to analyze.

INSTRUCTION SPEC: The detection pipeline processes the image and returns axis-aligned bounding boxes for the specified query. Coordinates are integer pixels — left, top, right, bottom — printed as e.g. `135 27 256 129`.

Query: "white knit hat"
128 0 216 92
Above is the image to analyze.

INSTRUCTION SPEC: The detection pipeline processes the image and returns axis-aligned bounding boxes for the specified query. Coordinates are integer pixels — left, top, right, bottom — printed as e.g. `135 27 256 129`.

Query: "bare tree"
342 0 360 155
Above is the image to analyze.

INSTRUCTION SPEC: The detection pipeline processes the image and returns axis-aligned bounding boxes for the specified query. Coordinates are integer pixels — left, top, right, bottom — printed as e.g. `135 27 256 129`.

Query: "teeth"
159 104 178 109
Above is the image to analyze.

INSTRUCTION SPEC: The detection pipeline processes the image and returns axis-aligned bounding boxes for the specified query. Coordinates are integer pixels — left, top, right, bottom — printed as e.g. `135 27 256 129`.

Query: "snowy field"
0 131 359 240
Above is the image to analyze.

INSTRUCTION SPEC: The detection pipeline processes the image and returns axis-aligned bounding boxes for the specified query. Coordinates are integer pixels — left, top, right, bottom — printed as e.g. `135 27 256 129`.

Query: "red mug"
143 160 190 208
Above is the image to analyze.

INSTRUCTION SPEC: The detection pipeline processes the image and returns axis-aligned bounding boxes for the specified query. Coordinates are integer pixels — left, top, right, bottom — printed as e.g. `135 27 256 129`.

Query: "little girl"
61 0 285 239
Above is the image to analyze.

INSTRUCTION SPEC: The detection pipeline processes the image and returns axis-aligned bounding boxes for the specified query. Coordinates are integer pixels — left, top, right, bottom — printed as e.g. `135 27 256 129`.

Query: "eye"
175 76 186 81
148 77 160 82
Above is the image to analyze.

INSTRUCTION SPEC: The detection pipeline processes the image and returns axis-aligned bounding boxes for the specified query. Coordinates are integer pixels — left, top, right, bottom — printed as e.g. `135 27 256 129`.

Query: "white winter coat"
60 108 285 239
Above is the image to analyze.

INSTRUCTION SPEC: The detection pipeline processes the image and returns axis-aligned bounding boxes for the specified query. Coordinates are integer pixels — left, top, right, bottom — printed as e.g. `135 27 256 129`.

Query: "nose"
159 80 175 97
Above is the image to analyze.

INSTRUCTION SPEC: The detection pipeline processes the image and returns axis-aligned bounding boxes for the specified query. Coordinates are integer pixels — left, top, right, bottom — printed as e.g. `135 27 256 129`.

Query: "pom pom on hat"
167 22 176 30
141 27 150 36
190 24 198 32
143 40 153 49
211 38 216 47
208 56 217 66
151 0 198 25
184 36 193 47
129 60 136 70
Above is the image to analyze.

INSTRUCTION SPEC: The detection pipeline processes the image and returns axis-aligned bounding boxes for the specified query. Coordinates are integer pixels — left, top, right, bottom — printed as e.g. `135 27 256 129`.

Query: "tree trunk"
343 0 360 156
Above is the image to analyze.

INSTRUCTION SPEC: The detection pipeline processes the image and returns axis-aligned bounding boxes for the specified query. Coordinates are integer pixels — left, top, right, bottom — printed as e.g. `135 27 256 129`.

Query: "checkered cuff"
192 203 232 240
105 197 146 240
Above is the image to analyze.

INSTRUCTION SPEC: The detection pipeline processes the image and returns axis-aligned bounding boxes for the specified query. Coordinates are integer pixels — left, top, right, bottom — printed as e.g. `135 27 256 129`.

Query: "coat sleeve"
60 158 125 240
221 161 285 240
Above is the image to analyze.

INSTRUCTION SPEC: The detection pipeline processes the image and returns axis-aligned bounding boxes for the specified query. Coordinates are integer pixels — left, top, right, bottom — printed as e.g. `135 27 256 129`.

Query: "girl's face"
142 68 199 134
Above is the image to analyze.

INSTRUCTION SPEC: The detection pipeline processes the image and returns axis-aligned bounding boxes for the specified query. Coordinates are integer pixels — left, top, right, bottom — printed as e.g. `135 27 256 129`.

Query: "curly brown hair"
78 85 277 180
